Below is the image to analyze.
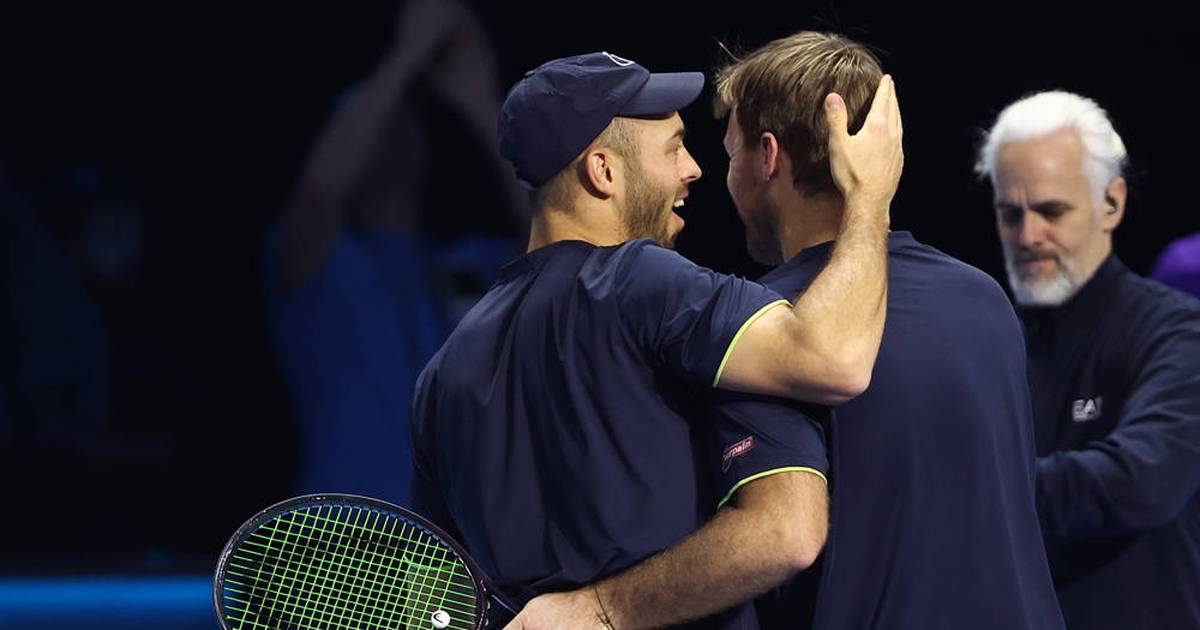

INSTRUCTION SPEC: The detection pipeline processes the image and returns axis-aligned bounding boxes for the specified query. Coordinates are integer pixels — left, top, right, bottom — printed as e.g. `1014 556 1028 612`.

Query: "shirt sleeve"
1036 306 1200 541
611 240 788 386
703 390 831 509
409 364 458 537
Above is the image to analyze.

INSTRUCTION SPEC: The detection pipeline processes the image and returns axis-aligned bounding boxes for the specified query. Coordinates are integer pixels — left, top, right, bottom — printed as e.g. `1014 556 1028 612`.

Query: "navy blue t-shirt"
411 238 788 626
748 232 1064 630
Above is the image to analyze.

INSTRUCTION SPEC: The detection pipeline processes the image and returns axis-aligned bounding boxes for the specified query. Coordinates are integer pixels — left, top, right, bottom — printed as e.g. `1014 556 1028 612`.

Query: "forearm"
780 76 900 395
596 513 790 628
786 198 889 388
429 67 530 223
1038 328 1200 541
280 35 435 287
504 474 826 630
296 48 427 204
597 479 825 628
1037 427 1200 540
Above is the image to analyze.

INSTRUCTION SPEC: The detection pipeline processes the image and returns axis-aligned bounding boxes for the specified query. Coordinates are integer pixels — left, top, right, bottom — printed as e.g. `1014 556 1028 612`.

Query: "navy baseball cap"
498 52 705 188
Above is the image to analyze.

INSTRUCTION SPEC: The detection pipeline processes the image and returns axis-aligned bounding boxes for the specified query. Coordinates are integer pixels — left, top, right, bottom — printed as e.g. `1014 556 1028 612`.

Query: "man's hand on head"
825 74 904 211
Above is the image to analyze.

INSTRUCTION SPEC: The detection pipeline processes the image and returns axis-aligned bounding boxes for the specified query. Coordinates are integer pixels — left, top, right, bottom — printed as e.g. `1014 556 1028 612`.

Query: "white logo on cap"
602 52 636 67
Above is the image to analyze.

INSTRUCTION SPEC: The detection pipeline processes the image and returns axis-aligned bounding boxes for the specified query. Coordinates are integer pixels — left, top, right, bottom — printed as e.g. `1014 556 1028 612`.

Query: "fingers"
890 77 903 137
826 74 899 140
824 92 849 149
862 74 894 131
826 73 895 146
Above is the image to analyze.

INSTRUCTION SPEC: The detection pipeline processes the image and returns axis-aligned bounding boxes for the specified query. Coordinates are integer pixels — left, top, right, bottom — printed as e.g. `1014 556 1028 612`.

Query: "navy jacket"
1020 255 1200 629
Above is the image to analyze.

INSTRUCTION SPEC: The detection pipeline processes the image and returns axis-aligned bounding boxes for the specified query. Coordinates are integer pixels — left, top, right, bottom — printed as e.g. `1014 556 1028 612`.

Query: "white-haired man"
977 90 1200 629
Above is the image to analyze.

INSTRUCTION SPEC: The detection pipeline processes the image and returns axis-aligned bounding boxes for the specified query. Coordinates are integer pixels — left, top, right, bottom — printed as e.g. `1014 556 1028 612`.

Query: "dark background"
0 0 1194 576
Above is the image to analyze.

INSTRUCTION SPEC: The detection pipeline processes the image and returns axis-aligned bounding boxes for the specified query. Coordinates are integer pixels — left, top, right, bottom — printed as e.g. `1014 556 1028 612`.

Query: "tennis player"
710 32 1064 630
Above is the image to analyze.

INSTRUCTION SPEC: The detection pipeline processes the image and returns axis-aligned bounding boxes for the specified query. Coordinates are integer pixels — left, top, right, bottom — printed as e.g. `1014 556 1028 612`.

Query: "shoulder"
1117 270 1200 331
895 236 1014 307
1098 271 1200 375
413 332 451 389
580 238 715 302
603 238 697 276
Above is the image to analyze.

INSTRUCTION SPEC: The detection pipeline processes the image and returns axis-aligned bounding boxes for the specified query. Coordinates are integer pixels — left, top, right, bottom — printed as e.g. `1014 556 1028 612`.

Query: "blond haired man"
712 31 1064 630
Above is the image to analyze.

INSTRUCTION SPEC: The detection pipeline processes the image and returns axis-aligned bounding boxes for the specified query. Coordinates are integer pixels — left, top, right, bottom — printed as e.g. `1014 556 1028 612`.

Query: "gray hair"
975 90 1127 204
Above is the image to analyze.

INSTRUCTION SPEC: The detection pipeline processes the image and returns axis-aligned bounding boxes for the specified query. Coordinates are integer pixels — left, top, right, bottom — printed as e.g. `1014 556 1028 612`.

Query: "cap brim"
618 72 705 117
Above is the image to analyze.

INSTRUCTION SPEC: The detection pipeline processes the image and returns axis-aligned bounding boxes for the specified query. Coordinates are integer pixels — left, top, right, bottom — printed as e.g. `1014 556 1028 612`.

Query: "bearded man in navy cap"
411 51 902 629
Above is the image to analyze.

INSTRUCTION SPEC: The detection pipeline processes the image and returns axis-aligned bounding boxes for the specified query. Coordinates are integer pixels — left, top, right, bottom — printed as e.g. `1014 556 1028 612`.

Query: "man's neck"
528 202 625 252
776 192 845 263
1072 239 1114 290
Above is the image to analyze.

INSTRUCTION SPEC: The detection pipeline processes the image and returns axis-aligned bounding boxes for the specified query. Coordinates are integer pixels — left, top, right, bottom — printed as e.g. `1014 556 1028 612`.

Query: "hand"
423 9 499 100
389 0 497 96
502 589 610 630
825 74 904 209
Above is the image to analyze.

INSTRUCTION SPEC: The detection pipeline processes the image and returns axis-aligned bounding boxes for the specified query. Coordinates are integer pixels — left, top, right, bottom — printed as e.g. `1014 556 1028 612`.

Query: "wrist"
592 584 619 630
840 196 891 230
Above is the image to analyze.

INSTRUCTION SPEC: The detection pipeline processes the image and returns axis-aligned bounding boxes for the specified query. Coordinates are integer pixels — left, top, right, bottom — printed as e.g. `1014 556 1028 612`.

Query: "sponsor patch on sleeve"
721 436 755 472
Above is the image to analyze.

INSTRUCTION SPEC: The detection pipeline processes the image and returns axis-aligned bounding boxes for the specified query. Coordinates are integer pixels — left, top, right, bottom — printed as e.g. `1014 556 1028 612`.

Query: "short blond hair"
715 31 882 196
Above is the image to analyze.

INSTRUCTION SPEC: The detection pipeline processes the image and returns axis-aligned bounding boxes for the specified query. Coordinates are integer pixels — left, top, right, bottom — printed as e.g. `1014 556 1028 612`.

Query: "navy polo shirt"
703 392 829 511
749 232 1064 630
411 238 787 616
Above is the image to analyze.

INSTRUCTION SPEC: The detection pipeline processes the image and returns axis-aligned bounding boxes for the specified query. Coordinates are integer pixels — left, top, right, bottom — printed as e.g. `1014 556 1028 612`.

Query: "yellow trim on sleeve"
711 299 791 387
716 466 828 510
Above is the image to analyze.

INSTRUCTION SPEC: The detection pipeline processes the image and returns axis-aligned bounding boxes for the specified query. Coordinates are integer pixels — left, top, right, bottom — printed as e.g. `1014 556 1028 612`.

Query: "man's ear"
582 147 620 199
759 131 781 182
1101 176 1127 232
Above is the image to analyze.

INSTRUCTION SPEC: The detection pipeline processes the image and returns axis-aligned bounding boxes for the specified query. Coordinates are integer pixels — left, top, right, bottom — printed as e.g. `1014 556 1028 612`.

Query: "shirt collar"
1017 253 1129 336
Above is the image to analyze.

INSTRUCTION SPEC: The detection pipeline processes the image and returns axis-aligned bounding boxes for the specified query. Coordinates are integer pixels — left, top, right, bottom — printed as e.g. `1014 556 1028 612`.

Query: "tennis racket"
214 493 516 630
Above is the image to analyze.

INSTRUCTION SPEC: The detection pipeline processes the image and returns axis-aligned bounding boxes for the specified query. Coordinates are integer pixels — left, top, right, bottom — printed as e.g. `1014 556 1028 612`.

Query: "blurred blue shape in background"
0 575 213 629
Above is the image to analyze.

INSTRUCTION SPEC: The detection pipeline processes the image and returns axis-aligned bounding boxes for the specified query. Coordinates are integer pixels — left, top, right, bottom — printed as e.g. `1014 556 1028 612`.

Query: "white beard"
1004 252 1080 306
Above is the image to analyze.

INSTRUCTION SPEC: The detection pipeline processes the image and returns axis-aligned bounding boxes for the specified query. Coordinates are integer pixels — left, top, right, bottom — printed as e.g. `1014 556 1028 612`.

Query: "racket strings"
220 503 481 629
227 504 400 628
227 506 451 629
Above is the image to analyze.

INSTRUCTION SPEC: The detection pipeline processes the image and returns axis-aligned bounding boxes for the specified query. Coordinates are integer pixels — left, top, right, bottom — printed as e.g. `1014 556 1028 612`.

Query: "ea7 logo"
1072 397 1103 422
602 51 636 67
722 437 755 472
